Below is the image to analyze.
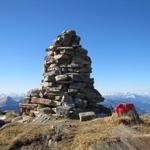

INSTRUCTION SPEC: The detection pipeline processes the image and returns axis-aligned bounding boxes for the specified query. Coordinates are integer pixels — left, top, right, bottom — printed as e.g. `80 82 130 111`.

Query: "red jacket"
115 103 135 113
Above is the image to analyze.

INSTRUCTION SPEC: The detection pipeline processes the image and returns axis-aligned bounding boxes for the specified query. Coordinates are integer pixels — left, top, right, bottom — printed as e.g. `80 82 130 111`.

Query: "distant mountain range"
0 94 24 112
0 93 150 115
101 93 150 115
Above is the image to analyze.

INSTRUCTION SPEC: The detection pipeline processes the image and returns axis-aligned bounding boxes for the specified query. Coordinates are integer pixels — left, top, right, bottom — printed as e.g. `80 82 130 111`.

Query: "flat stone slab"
31 98 53 107
56 46 74 50
55 74 69 81
20 104 38 109
79 111 96 121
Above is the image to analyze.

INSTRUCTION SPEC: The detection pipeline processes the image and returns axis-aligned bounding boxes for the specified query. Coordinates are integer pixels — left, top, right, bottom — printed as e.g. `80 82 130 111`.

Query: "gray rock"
75 98 87 109
54 54 69 60
39 107 54 115
88 127 150 150
68 73 90 82
60 48 74 55
85 89 103 101
55 74 69 81
73 67 92 73
79 111 96 121
48 139 57 148
68 88 78 94
31 98 54 107
56 106 72 117
53 30 80 47
111 124 139 137
76 93 86 99
55 95 62 101
72 57 83 63
88 140 129 150
68 63 83 68
47 51 54 56
20 104 38 114
52 125 64 141
43 82 53 87
27 89 40 97
77 48 88 55
61 94 74 107
44 55 54 62
49 63 57 68
43 70 59 77
24 97 31 103
69 82 86 90
57 46 74 50
126 110 140 124
43 76 55 82
48 85 62 92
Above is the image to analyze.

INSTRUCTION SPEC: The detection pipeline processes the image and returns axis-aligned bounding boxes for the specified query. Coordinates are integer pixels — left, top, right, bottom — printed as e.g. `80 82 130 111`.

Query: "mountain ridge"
0 92 150 114
102 93 150 115
0 94 24 112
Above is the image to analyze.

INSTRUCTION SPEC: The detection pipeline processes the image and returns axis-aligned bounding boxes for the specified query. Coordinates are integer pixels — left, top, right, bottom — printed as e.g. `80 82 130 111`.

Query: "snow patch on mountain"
101 92 150 115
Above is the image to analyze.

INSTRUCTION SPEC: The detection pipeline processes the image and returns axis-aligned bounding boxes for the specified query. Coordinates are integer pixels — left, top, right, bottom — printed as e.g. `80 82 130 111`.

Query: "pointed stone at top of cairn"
47 29 81 50
20 29 104 118
54 29 80 46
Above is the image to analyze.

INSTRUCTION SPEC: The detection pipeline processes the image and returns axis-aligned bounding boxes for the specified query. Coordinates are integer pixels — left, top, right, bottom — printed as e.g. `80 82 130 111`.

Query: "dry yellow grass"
72 117 116 150
132 116 150 134
71 115 150 150
0 115 150 150
0 123 52 150
5 111 19 121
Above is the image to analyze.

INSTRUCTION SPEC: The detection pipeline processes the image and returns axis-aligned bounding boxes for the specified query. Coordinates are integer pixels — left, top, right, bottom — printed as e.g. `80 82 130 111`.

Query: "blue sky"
0 0 150 94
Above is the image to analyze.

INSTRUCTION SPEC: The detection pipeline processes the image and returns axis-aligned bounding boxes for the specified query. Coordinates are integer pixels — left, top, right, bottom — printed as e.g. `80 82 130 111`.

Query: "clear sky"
0 0 150 95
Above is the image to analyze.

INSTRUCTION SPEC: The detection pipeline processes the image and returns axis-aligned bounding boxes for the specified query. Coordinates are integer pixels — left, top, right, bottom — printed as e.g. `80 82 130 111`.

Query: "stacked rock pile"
20 30 104 117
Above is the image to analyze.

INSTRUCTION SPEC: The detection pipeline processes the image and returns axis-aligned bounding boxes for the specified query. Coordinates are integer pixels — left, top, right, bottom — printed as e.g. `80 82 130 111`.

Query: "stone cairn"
20 30 104 117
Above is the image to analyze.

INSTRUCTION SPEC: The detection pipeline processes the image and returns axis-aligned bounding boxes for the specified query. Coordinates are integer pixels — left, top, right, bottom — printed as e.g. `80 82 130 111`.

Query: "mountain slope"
102 93 150 115
0 95 24 112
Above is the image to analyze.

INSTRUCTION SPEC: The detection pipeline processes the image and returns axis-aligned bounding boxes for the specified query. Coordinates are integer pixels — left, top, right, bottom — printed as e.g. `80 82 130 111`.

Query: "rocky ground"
0 113 150 150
